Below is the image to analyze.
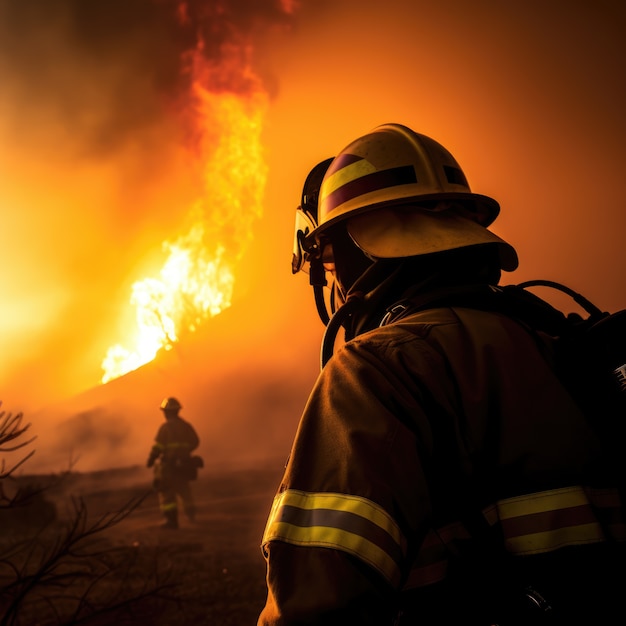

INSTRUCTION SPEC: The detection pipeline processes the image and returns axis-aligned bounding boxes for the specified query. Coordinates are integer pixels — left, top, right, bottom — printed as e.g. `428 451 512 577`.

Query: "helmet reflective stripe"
322 153 376 195
484 485 623 555
261 489 406 586
323 157 417 218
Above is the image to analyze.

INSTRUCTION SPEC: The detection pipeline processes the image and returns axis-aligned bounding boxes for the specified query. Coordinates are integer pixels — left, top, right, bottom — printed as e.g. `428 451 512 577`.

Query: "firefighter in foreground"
147 397 201 529
258 123 626 624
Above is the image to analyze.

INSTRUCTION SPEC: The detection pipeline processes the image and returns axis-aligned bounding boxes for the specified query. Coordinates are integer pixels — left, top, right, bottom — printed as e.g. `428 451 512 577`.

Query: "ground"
0 460 285 625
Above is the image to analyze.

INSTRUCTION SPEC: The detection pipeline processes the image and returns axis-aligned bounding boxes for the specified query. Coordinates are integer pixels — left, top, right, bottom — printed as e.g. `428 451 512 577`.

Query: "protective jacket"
148 416 199 472
259 305 626 625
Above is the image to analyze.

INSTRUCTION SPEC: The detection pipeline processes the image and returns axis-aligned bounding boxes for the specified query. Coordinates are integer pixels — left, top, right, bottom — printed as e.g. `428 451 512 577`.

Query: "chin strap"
309 259 330 326
318 259 412 368
320 290 365 369
313 284 330 326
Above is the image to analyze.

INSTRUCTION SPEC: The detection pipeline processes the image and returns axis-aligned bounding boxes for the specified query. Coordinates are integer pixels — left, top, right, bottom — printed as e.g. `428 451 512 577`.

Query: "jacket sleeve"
259 541 397 625
147 424 167 466
258 332 442 624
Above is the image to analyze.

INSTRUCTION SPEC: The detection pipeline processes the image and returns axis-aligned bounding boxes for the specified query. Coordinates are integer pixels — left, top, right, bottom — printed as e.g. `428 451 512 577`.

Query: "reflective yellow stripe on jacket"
262 489 407 586
403 485 626 590
151 441 194 455
485 485 626 555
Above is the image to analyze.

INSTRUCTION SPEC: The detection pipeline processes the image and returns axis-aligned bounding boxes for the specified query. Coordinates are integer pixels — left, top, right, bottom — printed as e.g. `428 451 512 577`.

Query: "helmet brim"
347 205 519 271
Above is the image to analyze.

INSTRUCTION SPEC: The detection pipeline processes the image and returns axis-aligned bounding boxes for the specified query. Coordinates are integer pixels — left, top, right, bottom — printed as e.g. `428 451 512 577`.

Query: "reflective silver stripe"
262 489 406 585
484 485 623 555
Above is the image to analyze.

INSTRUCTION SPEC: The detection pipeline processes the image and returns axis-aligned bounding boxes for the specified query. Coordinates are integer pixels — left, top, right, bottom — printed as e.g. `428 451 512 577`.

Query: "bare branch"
0 406 36 452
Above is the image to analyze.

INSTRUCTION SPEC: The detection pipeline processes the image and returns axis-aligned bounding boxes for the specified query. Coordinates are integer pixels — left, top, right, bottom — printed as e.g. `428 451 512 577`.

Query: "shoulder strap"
516 279 605 318
382 282 572 336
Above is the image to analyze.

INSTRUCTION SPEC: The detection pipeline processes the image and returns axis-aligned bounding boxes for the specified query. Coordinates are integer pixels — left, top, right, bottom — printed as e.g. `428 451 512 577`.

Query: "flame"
101 30 268 384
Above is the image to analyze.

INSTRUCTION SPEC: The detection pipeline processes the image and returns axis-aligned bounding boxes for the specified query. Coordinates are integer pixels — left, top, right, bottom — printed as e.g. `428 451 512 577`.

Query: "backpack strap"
381 282 571 336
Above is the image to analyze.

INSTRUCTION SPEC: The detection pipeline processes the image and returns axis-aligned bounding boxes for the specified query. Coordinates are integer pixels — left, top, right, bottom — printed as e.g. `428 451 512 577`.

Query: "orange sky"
1 0 625 473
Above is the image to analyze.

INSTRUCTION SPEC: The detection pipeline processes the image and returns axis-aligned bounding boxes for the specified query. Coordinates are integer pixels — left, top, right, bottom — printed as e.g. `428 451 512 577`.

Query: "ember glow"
101 28 269 384
1 0 624 419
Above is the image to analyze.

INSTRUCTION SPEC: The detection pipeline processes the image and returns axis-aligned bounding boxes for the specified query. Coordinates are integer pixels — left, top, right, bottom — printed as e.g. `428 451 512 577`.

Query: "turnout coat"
259 304 625 625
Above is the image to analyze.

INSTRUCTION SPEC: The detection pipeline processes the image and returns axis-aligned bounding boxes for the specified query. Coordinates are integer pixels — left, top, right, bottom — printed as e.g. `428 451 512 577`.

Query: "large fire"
101 28 268 384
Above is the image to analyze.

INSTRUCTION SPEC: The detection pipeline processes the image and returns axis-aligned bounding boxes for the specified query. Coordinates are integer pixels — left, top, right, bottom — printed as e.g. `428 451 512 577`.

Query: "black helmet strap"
309 257 330 326
320 290 365 368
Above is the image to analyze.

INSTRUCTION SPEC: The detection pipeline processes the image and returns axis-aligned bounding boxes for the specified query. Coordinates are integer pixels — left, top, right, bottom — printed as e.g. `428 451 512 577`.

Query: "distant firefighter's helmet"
160 397 182 412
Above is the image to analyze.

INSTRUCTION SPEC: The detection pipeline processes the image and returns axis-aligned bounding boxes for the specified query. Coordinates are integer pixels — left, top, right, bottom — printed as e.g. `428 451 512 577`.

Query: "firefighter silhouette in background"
147 397 202 529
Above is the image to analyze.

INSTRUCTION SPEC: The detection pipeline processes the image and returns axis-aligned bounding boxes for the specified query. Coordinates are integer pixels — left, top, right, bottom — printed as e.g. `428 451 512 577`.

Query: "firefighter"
258 124 626 624
147 397 200 529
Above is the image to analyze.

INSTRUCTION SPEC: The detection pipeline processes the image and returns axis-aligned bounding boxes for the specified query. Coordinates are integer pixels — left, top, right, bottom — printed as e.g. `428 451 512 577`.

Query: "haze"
1 0 624 474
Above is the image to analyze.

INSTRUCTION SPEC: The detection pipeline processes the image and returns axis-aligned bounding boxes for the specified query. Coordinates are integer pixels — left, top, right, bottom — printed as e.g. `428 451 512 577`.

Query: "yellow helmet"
295 123 517 272
160 397 182 412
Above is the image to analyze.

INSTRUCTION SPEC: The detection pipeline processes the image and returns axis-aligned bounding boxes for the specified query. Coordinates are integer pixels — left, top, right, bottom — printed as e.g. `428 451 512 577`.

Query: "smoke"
0 0 302 412
2 0 626 477
0 0 295 153
12 299 321 476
